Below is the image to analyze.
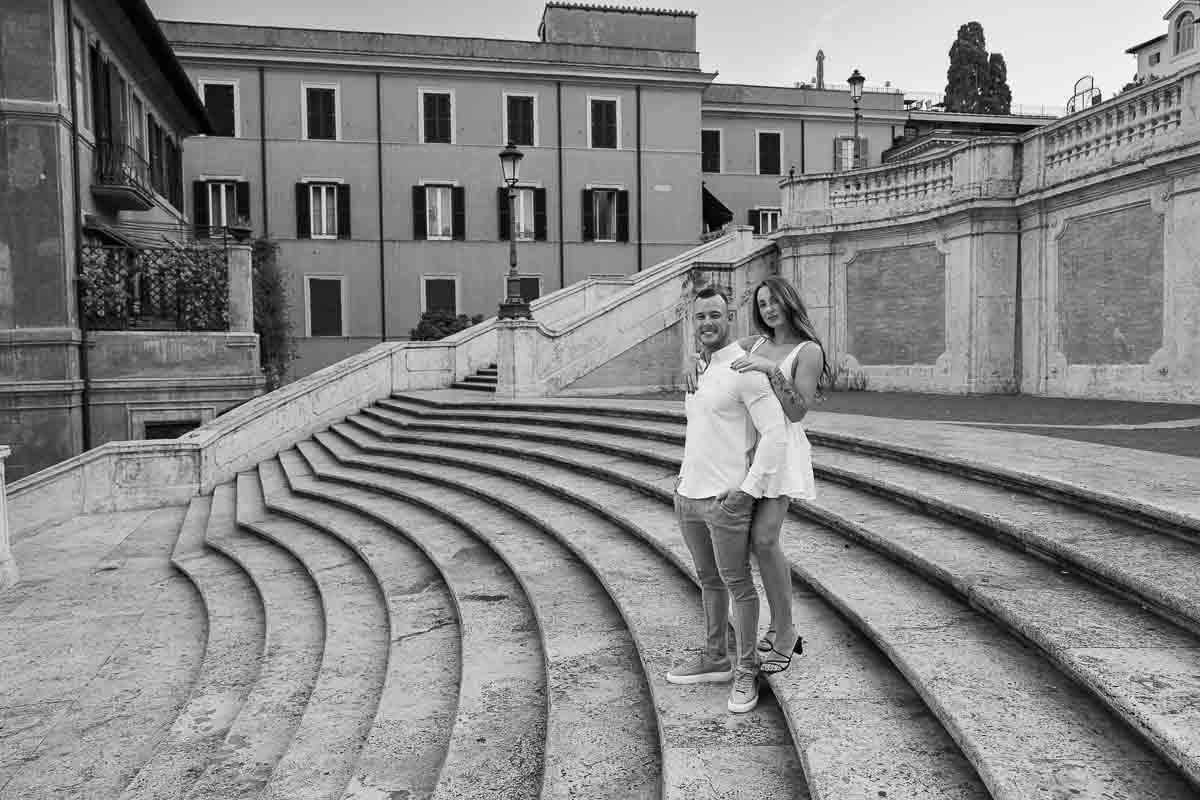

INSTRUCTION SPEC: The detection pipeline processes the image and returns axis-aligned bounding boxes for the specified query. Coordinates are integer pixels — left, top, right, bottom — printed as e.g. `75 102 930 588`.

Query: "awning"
702 184 733 232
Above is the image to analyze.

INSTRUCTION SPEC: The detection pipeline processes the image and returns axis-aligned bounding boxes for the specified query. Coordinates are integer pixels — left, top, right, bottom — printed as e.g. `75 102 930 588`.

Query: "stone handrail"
0 446 14 590
1022 66 1199 193
498 227 764 396
782 137 1020 228
7 230 748 534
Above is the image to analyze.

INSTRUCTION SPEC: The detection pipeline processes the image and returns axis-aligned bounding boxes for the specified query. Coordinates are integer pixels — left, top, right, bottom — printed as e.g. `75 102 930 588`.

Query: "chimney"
816 50 826 90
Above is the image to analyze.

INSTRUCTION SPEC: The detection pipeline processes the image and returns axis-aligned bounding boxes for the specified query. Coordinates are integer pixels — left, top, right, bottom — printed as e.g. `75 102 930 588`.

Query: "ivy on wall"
79 245 228 331
251 238 298 391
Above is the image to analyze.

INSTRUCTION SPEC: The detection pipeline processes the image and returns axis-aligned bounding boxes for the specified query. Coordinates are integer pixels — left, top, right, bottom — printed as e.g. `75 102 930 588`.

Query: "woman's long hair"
750 276 833 395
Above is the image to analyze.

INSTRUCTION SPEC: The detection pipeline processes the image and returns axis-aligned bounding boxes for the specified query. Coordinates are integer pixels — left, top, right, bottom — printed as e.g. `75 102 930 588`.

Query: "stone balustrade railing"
782 137 1020 227
1023 65 1200 193
0 446 14 590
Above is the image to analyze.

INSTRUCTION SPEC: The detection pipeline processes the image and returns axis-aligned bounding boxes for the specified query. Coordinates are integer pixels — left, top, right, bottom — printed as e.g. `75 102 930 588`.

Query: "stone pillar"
0 446 17 590
226 243 253 333
494 318 542 399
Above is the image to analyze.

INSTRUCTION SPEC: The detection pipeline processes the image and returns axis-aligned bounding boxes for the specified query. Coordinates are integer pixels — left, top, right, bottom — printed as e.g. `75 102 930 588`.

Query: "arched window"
1176 12 1195 54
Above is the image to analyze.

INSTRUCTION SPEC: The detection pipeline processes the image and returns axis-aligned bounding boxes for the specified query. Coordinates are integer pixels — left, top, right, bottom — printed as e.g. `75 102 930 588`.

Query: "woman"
684 276 831 674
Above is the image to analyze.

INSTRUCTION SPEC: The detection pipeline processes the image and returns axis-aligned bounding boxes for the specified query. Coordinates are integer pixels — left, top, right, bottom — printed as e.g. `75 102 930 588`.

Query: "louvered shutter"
336 184 351 239
581 189 594 241
193 182 209 238
497 187 510 241
616 191 630 243
534 188 547 241
296 183 310 239
412 186 427 239
451 186 465 240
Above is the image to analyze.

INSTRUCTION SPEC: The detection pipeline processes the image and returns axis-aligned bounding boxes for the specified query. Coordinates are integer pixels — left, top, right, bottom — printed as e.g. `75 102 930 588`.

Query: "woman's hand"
730 353 776 375
683 351 702 393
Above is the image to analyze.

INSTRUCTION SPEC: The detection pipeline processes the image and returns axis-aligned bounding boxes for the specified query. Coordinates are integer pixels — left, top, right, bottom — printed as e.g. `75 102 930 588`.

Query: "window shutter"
306 89 319 139
324 92 337 141
591 102 601 148
106 62 123 144
336 184 351 239
616 190 630 243
451 186 466 240
581 189 594 241
748 209 760 234
497 187 510 241
534 188 547 241
296 183 311 239
193 182 209 238
855 137 868 169
89 46 105 138
235 181 251 223
412 185 427 239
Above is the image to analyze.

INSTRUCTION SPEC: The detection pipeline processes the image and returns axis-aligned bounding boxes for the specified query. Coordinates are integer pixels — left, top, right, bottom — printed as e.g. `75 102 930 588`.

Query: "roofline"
543 2 697 17
118 0 212 134
1126 33 1167 54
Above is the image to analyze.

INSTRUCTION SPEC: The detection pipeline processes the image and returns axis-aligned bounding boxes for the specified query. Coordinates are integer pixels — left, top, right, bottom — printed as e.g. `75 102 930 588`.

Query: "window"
1150 52 1161 66
130 95 144 155
201 81 237 137
193 180 250 238
505 94 536 147
72 23 90 131
701 129 721 173
757 131 782 175
518 276 541 302
422 276 458 315
581 188 629 242
1176 13 1195 54
306 276 345 337
421 89 454 144
834 136 867 171
498 186 547 241
303 84 338 140
413 184 465 240
589 98 619 149
295 182 350 239
751 208 781 235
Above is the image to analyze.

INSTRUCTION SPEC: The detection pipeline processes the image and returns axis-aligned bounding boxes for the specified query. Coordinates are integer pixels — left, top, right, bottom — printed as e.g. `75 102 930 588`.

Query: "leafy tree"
410 310 485 341
251 238 297 390
943 22 1011 114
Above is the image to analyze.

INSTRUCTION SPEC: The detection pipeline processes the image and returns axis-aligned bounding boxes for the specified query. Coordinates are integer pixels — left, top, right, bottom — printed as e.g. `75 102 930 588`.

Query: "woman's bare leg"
751 496 794 652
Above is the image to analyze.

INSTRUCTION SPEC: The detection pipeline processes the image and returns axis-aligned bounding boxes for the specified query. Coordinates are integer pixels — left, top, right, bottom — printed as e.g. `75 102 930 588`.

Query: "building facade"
165 4 916 379
1 0 264 480
1127 1 1200 82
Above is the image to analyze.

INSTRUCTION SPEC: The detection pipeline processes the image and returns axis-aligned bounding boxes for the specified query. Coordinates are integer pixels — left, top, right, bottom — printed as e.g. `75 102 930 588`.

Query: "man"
666 285 788 714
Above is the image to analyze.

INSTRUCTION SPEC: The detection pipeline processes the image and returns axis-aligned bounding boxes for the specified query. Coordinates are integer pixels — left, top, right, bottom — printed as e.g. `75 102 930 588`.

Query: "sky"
148 0 1161 113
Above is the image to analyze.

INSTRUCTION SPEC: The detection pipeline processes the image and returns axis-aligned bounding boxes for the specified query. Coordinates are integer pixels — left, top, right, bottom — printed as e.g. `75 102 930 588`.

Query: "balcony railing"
92 139 155 211
80 245 229 331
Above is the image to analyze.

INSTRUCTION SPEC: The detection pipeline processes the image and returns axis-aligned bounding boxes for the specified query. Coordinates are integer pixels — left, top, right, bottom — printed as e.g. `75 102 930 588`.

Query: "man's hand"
716 488 755 514
683 351 703 393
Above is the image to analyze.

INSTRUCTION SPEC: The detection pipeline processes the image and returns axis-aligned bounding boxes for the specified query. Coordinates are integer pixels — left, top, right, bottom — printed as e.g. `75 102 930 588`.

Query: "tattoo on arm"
768 366 807 421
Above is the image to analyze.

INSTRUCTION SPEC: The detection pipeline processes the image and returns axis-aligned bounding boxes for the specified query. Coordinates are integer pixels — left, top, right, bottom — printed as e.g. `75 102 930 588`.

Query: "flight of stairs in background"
450 363 497 392
4 393 1200 799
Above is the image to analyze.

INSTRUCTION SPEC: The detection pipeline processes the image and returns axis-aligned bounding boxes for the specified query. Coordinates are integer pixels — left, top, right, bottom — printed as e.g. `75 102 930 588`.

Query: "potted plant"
227 214 253 242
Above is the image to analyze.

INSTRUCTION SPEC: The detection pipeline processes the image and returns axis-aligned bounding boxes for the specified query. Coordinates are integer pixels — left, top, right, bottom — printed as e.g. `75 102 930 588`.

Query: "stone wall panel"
846 244 945 366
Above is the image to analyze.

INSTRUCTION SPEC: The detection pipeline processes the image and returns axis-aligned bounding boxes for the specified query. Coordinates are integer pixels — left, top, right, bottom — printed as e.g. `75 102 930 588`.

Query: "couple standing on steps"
667 276 830 714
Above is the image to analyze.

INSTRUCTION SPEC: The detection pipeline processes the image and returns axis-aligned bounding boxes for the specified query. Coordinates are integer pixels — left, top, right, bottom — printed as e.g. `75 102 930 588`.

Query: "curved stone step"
279 444 548 800
189 482 324 800
253 456 462 800
273 448 656 800
119 496 267 800
0 506 205 800
309 430 932 800
233 472 389 800
334 416 1196 800
811 445 1200 634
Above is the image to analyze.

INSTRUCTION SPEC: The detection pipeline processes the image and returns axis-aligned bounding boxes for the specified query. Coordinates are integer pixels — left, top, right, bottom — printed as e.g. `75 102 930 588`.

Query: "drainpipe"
1013 213 1023 394
65 0 91 451
376 72 386 341
556 81 564 290
635 85 643 271
259 67 268 234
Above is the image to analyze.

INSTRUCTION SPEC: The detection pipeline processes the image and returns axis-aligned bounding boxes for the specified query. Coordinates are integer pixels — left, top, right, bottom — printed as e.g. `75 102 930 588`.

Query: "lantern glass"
848 69 865 102
499 142 523 186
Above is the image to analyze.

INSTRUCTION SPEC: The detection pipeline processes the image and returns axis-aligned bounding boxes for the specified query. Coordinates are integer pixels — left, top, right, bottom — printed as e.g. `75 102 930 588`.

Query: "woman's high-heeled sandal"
760 634 804 675
757 628 776 653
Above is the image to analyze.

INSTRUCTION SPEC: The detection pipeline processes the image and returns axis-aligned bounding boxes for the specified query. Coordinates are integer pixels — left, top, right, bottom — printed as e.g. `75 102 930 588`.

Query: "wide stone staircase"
5 391 1200 800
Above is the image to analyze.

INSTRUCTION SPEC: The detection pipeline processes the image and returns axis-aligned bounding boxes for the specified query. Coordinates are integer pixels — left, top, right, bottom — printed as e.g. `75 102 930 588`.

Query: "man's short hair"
695 285 731 305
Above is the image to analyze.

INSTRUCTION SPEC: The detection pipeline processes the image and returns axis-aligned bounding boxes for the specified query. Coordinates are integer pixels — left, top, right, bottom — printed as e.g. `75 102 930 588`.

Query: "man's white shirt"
677 342 788 499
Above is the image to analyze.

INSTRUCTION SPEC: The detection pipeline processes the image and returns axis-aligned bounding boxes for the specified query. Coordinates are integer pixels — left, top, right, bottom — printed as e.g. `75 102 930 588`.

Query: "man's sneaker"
727 668 759 713
665 654 734 685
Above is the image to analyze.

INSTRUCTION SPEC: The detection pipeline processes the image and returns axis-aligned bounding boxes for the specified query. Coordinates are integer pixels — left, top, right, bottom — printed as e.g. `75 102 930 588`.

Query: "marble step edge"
385 393 1200 543
253 456 474 800
283 444 661 800
119 495 268 800
813 461 1200 639
231 471 390 800
356 410 1198 641
336 419 1200 795
318 425 990 800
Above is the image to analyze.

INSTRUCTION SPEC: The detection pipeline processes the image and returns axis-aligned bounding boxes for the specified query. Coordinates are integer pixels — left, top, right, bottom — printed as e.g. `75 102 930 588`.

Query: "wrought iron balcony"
79 245 229 331
91 139 155 211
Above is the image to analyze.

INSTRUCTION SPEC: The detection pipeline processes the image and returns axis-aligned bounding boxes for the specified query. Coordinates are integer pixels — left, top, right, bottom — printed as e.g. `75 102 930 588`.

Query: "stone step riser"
345 414 1200 798
280 449 661 800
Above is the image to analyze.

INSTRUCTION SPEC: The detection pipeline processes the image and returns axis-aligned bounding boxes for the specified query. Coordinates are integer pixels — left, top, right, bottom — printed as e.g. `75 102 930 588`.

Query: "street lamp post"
848 69 865 168
497 141 531 320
